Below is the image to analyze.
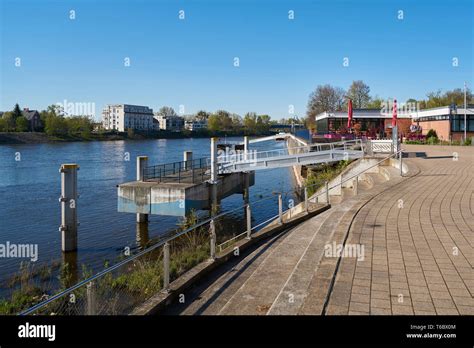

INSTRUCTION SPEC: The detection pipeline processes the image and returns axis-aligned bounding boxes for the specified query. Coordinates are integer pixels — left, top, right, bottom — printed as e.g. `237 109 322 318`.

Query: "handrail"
20 144 401 315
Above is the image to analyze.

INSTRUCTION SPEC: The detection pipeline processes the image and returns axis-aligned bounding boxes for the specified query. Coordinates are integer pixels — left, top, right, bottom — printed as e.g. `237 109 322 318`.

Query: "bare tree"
347 80 371 108
306 84 346 123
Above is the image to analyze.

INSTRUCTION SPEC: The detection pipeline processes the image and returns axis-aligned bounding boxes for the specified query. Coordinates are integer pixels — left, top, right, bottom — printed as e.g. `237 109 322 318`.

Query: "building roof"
315 108 411 121
22 110 39 120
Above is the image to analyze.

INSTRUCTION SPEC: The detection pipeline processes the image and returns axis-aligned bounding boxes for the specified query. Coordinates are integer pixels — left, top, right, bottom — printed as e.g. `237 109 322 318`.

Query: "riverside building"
102 104 154 132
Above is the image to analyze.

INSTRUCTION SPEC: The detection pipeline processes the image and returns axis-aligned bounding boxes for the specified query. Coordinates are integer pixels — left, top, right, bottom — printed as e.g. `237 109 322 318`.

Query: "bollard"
209 219 216 260
353 176 359 195
136 156 149 223
304 187 309 213
183 151 192 171
278 194 283 224
86 281 97 315
163 242 170 292
59 164 79 252
325 181 329 204
246 204 252 239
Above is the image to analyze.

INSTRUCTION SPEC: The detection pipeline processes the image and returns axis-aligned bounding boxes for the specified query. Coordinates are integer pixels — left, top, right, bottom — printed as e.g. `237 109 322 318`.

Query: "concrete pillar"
209 219 216 260
136 156 149 223
59 164 79 252
61 251 78 288
136 221 149 249
183 151 192 171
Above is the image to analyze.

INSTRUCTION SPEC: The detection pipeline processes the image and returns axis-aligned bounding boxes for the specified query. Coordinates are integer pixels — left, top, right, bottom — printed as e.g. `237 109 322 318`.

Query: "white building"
185 119 208 131
154 114 184 131
102 104 154 132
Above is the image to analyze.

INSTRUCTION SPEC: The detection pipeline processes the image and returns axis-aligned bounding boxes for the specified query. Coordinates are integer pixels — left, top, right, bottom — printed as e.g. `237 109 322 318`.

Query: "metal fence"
20 148 403 316
143 157 210 183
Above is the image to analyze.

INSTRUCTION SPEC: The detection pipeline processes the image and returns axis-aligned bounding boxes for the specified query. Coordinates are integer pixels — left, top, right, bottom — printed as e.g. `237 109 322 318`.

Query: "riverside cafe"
313 107 412 140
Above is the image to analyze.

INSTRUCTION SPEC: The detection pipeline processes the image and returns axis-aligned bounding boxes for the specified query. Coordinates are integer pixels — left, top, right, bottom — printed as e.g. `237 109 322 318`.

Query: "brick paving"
165 145 473 316
326 145 474 315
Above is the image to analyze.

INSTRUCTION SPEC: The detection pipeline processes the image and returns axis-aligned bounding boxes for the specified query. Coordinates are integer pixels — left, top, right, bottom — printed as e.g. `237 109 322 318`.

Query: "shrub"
426 129 438 139
427 136 439 145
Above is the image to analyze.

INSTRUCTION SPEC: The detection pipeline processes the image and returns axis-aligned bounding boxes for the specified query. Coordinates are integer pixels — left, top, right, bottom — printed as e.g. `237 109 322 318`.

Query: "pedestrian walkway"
163 145 474 315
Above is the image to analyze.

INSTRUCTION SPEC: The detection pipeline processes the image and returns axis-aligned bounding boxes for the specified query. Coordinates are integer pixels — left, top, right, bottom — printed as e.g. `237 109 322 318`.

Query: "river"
0 137 300 295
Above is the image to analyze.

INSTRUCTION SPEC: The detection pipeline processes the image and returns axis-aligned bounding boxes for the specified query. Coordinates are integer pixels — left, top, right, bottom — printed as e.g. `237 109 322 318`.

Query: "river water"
0 137 300 294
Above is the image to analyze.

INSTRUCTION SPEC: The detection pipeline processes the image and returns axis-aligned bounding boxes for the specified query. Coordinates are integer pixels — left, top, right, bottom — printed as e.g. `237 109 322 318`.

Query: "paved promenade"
165 145 473 315
325 145 473 315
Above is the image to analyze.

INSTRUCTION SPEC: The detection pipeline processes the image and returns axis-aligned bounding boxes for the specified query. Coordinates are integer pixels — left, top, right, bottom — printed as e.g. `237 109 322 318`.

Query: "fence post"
400 150 403 177
325 181 329 204
278 194 283 224
163 242 170 292
86 281 97 315
304 186 309 213
246 204 252 239
209 219 216 260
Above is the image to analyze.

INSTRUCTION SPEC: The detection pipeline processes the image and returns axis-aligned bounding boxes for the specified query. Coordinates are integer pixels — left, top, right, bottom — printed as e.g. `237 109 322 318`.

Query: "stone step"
266 199 359 315
166 227 293 315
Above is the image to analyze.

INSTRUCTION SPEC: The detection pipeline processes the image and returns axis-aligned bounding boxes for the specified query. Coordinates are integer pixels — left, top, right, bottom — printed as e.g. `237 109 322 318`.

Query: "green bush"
426 136 439 145
426 129 438 139
463 137 472 146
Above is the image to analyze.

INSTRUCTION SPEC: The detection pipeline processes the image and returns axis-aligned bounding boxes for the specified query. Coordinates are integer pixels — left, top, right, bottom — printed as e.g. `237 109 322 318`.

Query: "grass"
305 160 351 197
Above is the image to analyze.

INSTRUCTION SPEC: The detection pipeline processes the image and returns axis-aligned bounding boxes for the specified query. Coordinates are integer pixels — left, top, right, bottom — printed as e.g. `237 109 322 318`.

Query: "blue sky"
1 0 472 121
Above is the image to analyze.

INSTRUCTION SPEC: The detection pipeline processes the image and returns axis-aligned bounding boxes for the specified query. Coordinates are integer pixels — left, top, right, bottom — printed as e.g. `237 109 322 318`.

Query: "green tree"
0 118 6 132
256 114 271 134
243 112 257 133
44 114 68 136
2 112 16 132
195 110 210 121
207 114 220 132
15 116 29 132
12 103 22 120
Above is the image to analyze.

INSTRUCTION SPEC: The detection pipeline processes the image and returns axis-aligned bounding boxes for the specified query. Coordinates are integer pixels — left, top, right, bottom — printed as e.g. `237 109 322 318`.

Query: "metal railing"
143 157 210 183
20 146 403 316
216 139 364 165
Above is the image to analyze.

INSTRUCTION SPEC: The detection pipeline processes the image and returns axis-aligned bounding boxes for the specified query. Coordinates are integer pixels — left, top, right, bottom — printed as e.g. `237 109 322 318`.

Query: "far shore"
0 130 277 145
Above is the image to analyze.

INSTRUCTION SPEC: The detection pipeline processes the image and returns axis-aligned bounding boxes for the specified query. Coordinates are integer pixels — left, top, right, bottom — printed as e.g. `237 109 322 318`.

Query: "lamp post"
464 82 467 142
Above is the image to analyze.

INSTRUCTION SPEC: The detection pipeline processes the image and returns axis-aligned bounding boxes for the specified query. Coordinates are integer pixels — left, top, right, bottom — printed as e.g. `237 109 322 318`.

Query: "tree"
0 118 6 132
207 114 220 132
366 96 384 109
256 115 271 134
243 112 257 132
15 116 29 132
12 103 22 120
2 112 16 132
306 84 346 124
195 110 210 121
157 106 177 116
347 80 371 108
44 114 68 136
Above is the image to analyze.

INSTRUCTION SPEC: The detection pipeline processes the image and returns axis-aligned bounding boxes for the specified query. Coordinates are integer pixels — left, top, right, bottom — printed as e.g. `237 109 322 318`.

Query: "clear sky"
0 0 472 121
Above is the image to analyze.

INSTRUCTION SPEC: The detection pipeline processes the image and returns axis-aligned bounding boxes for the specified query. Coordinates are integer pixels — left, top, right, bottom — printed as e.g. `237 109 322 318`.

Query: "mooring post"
183 151 192 171
163 242 170 292
246 204 252 239
278 194 283 224
304 186 309 213
86 281 97 315
59 164 79 252
209 219 216 260
136 156 149 223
